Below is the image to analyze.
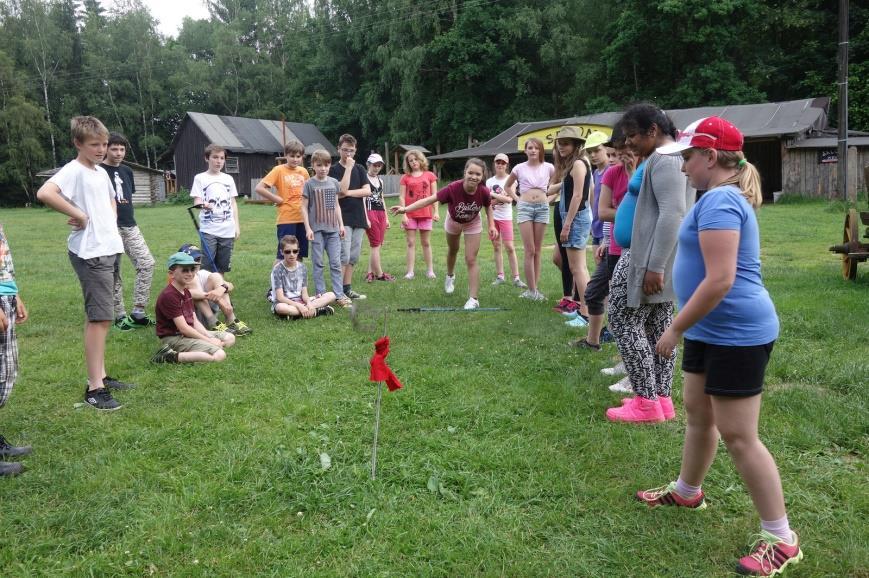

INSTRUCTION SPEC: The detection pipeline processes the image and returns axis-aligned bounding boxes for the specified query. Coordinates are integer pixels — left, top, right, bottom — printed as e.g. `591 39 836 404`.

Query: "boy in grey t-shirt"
302 150 348 306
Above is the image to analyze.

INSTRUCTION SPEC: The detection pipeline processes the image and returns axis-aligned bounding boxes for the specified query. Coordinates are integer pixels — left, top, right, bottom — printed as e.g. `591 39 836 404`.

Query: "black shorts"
682 338 775 397
276 223 309 260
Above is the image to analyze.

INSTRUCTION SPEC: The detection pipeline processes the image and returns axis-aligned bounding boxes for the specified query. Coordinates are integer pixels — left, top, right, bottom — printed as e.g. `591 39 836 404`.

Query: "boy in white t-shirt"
36 116 132 411
487 154 525 288
190 144 240 274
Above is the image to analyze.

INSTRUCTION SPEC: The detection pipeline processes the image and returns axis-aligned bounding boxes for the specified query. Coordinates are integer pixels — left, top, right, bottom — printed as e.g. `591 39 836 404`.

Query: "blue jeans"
312 231 344 298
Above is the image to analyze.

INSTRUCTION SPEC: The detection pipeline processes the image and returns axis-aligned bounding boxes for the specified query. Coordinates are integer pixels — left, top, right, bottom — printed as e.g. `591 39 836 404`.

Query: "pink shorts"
402 216 433 231
493 219 514 242
366 210 387 247
444 214 482 235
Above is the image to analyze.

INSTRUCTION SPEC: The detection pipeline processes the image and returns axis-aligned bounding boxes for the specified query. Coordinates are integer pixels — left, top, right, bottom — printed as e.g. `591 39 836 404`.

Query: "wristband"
221 283 229 293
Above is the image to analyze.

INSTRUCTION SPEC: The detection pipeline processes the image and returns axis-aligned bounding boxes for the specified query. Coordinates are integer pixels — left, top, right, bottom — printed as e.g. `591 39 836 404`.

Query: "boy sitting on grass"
270 235 335 319
151 252 235 364
178 244 252 336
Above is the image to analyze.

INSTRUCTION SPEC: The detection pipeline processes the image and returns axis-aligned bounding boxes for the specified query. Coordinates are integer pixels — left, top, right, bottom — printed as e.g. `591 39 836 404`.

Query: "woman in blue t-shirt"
634 117 802 577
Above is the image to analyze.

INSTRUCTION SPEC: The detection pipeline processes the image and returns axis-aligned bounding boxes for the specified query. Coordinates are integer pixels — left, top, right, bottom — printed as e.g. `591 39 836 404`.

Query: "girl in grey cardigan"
606 104 695 423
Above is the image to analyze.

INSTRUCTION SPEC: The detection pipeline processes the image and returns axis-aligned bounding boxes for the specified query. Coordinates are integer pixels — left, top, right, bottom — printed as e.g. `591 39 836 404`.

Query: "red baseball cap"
657 116 744 155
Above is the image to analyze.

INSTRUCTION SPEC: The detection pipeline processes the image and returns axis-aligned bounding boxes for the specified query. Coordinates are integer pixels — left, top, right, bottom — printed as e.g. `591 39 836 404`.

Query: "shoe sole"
87 404 123 411
735 548 802 576
635 494 707 510
0 449 32 458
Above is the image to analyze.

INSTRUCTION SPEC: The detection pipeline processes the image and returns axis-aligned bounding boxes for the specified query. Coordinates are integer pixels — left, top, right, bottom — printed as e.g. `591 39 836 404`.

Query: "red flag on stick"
369 336 403 391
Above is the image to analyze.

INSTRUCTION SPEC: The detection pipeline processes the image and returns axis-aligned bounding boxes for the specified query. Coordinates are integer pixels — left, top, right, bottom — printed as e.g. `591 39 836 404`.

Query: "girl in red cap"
636 117 802 576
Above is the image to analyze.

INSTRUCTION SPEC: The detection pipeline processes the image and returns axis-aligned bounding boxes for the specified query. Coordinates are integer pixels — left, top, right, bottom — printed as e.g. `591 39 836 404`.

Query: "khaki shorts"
160 331 230 355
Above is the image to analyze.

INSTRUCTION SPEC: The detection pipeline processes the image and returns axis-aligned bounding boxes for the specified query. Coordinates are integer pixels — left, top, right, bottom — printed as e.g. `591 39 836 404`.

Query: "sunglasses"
283 249 299 255
178 266 196 273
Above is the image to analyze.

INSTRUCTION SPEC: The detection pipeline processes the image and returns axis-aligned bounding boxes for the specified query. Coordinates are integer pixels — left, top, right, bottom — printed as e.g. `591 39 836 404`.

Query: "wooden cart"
829 166 869 280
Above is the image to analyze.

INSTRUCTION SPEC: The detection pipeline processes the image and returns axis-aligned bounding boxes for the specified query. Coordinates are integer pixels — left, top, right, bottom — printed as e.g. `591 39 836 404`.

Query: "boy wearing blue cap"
152 252 235 364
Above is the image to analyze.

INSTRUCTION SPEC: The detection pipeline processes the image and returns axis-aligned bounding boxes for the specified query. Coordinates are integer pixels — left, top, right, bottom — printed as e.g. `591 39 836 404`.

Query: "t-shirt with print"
365 175 385 211
329 162 368 228
486 175 512 221
155 284 195 338
190 171 238 238
400 171 438 219
100 162 136 227
271 261 307 301
602 164 629 256
261 164 309 224
510 162 554 195
674 185 779 346
303 177 342 233
48 159 124 259
0 224 18 295
436 180 491 224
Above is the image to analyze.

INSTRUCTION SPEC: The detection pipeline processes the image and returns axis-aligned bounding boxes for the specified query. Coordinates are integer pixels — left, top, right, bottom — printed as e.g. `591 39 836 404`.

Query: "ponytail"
716 151 762 208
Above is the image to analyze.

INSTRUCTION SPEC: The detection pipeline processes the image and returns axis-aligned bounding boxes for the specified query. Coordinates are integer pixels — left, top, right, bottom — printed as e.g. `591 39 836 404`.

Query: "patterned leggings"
0 296 19 407
608 249 675 400
113 226 155 318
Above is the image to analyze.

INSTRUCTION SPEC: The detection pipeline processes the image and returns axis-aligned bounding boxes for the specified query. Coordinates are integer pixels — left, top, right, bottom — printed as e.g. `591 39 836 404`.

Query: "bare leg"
445 231 461 277
309 291 336 307
85 320 111 390
566 247 590 315
713 394 787 521
369 246 383 277
405 230 416 275
678 372 719 486
464 233 482 299
532 222 547 289
505 240 520 279
420 229 434 274
519 221 537 291
178 349 226 363
492 238 503 278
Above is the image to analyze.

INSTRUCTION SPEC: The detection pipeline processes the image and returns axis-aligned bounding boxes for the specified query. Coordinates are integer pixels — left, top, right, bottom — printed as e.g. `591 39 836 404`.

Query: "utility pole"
837 0 850 201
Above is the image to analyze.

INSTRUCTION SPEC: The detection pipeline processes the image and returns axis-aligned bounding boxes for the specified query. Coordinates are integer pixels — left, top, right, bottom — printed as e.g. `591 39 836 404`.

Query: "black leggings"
552 210 577 299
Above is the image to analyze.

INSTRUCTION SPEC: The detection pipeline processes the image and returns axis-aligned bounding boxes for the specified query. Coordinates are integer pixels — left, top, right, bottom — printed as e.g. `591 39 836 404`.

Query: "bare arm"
598 184 615 222
232 197 240 239
391 194 439 215
504 173 519 201
36 182 88 229
255 180 283 204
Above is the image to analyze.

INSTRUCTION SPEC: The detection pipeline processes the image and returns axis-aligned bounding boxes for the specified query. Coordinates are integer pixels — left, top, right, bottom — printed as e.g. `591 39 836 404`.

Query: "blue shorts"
560 207 592 249
276 223 309 259
516 201 549 224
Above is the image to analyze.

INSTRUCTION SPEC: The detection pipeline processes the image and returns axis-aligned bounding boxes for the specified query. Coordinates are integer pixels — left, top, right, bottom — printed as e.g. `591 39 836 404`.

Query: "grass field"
0 199 866 577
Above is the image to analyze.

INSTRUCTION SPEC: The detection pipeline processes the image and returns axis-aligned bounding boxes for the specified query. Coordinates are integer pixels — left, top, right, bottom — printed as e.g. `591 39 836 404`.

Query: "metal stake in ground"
370 309 387 480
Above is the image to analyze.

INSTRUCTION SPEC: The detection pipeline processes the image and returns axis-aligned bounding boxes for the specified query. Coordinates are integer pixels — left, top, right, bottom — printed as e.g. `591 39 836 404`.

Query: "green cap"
167 251 196 269
584 131 611 150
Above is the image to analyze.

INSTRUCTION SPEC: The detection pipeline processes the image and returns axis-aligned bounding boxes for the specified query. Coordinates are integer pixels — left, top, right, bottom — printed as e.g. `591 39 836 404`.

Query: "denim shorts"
560 207 592 249
516 201 549 224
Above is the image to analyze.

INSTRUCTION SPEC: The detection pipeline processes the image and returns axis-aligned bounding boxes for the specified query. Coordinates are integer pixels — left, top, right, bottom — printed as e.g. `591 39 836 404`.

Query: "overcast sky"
109 0 211 37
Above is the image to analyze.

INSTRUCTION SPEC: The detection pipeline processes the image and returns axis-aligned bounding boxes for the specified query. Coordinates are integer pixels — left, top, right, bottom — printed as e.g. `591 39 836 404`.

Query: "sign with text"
818 149 838 164
517 124 612 151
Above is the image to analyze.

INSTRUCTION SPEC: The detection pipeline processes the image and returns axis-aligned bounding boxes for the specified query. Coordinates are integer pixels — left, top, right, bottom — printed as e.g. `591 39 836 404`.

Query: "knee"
223 334 236 348
213 349 227 362
465 255 477 267
406 238 415 249
140 254 155 272
719 429 755 456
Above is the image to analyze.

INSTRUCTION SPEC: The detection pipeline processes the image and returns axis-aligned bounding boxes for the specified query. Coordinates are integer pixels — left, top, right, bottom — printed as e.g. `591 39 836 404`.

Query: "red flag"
369 336 403 391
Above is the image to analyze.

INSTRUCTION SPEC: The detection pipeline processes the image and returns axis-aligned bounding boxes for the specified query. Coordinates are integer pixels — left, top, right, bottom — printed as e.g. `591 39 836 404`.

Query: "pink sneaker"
365 272 375 283
635 481 706 509
659 396 676 420
606 396 665 423
620 396 675 420
736 531 802 576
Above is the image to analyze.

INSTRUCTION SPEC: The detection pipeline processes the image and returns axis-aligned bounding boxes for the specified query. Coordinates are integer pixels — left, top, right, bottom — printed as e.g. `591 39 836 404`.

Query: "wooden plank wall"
782 146 869 199
131 169 167 205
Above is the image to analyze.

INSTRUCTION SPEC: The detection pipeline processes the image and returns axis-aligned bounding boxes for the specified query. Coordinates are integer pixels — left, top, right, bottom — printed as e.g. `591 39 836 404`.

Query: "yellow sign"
517 124 613 151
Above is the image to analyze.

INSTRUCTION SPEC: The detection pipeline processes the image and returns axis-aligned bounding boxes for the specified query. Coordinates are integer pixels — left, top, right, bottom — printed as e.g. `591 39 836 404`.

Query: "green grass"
0 200 866 577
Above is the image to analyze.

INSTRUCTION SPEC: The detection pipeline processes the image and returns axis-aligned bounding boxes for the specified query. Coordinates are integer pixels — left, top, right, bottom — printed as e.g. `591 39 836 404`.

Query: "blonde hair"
552 138 588 182
70 116 108 143
402 150 429 173
523 137 545 163
714 150 763 208
310 149 332 166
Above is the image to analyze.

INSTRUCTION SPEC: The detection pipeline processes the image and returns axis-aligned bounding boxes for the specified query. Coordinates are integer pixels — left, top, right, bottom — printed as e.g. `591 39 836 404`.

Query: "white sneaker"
492 276 506 286
513 277 528 289
608 376 632 393
444 274 455 294
463 297 479 310
532 290 546 302
519 290 533 299
404 272 415 280
601 361 626 376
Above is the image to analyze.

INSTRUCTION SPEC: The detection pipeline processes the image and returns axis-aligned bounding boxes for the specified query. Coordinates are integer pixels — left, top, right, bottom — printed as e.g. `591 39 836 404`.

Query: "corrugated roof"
431 99 828 160
183 112 338 156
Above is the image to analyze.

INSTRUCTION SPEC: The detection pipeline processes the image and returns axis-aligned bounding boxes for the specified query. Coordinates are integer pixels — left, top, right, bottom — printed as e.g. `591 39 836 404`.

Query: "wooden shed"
36 161 167 205
167 112 338 198
783 136 869 199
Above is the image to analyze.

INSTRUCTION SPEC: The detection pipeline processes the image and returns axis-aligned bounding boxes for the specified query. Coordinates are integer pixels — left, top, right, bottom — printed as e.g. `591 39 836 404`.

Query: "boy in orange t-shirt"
255 140 310 261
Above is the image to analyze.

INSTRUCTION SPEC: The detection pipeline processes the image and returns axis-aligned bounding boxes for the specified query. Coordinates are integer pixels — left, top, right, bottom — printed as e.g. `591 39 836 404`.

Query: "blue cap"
179 243 203 262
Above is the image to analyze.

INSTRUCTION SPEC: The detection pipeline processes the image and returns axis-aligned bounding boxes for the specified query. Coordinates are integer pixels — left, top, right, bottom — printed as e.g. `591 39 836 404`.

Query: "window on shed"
225 157 240 173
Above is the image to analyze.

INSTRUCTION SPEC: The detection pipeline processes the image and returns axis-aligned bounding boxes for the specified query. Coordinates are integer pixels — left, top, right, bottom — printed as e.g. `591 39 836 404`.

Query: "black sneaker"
130 313 155 326
84 388 123 411
568 338 601 351
0 435 32 458
151 345 179 364
103 375 136 390
0 461 23 476
316 305 335 317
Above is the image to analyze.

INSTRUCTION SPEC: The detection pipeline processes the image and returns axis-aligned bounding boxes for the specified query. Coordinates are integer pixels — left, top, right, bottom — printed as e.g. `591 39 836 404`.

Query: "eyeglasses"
283 249 299 255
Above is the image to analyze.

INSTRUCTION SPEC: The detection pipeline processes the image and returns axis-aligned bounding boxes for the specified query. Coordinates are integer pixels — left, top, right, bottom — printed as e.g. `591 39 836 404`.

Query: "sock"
674 477 702 499
761 515 793 543
496 273 504 279
343 284 351 294
132 307 146 318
